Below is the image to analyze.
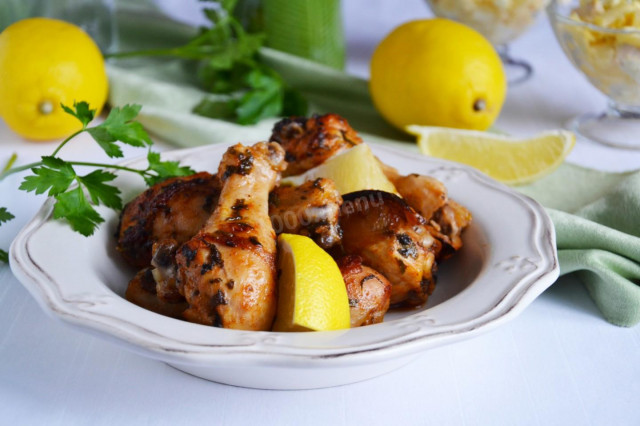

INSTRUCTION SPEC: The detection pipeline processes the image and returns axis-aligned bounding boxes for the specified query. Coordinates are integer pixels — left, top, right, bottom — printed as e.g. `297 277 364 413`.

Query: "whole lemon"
370 18 506 131
0 18 108 140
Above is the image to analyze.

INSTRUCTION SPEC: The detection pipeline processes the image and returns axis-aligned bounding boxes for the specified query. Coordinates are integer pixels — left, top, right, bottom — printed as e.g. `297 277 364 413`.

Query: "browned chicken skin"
338 255 391 327
429 200 472 258
149 239 182 303
269 177 343 249
381 161 471 260
339 190 440 307
116 172 221 268
392 175 448 222
125 267 188 319
174 142 286 330
270 114 362 176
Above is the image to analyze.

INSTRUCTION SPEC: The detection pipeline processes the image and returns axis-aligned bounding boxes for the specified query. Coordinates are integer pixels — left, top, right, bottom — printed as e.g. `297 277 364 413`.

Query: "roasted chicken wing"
270 113 362 176
429 200 472 258
339 190 440 307
381 162 471 259
338 255 391 327
116 172 221 268
174 142 286 330
390 174 448 222
269 177 342 249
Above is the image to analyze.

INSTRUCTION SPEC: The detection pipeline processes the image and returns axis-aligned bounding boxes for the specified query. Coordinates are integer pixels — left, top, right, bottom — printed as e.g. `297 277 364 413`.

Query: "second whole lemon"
0 18 108 141
370 18 506 131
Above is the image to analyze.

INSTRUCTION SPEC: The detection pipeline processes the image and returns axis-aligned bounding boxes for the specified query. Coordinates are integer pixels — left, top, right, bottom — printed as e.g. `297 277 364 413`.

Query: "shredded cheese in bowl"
550 0 640 107
427 0 550 45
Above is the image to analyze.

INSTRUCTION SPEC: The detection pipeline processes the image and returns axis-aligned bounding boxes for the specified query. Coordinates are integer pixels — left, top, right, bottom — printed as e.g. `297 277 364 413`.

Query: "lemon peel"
273 234 350 332
370 18 506 131
282 144 397 195
0 18 108 140
408 125 576 185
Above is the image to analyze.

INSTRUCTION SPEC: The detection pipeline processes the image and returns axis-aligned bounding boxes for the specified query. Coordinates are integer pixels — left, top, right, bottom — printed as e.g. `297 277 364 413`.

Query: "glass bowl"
548 0 640 149
426 0 550 84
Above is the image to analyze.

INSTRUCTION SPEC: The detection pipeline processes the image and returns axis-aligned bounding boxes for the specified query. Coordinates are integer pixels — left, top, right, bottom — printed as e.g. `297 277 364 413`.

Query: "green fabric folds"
520 167 640 326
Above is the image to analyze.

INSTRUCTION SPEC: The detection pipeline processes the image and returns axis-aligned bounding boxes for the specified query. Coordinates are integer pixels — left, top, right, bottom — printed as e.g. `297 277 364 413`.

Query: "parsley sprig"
107 0 307 125
0 102 194 262
0 208 15 263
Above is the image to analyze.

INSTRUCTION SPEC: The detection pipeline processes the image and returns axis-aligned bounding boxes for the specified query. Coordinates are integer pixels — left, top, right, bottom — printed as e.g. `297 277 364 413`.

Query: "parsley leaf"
195 65 307 123
235 68 283 124
19 157 76 196
220 0 238 11
61 101 96 128
78 170 122 210
86 127 123 158
145 151 196 186
283 87 309 117
0 207 14 261
199 62 255 94
87 105 151 157
0 207 14 225
106 1 308 125
193 97 240 120
52 187 104 236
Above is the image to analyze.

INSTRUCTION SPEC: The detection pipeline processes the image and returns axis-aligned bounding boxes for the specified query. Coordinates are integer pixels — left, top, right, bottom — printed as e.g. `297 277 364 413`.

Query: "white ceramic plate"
10 143 558 390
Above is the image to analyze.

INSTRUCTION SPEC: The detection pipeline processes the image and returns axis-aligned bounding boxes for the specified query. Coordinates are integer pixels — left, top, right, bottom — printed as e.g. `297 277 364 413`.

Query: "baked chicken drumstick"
174 142 286 330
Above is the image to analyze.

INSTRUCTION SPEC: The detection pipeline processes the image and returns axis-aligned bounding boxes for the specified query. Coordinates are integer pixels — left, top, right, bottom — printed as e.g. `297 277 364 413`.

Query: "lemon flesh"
273 234 350 332
408 125 576 185
282 144 397 195
0 18 108 140
370 18 506 131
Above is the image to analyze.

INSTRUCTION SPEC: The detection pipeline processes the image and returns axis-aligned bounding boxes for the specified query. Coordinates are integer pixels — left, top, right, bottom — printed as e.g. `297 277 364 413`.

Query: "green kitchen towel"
520 166 640 326
106 14 640 327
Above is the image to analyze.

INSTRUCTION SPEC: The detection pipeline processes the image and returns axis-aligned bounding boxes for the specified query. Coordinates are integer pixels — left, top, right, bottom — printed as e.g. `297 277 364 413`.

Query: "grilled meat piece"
175 142 286 330
149 239 182 303
269 178 342 249
125 267 188 319
380 161 471 260
429 200 472 259
116 172 221 269
392 174 448 223
338 255 391 327
270 113 362 176
339 190 440 307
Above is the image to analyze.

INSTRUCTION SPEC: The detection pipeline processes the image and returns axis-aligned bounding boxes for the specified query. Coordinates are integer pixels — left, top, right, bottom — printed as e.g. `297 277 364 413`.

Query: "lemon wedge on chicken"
273 234 350 332
281 143 397 195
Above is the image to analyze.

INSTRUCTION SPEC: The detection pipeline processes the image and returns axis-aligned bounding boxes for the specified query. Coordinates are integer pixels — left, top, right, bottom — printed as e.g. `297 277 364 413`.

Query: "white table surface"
1 1 640 425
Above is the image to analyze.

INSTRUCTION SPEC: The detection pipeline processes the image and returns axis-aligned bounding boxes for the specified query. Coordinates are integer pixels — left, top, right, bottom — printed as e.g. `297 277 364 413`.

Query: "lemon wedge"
281 143 397 195
408 125 576 185
273 234 350 332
